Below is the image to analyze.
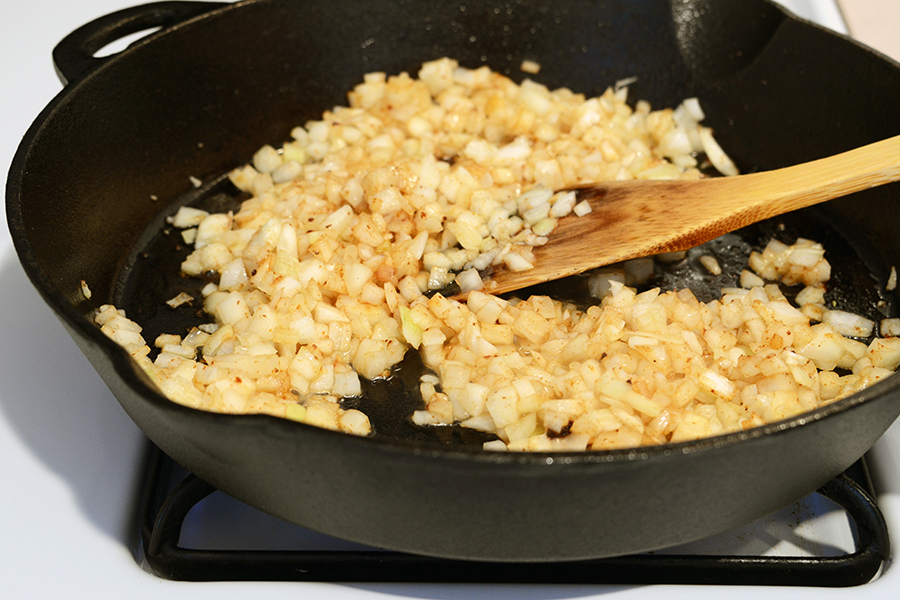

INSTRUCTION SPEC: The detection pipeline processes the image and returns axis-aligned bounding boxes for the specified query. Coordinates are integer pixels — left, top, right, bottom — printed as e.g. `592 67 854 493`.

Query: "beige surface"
838 0 900 61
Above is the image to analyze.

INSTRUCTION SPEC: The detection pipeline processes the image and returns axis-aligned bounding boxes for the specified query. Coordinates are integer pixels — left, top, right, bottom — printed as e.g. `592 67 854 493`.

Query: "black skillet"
8 0 900 562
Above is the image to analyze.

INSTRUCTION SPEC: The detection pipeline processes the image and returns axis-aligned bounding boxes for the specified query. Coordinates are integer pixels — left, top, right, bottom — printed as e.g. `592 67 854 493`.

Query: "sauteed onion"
94 58 899 450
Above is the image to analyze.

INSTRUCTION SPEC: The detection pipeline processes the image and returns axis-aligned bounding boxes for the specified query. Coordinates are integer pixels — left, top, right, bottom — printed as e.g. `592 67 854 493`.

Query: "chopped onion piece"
456 268 484 293
165 292 193 308
699 255 722 276
882 318 900 338
501 251 534 272
822 310 875 338
740 269 765 288
699 127 739 177
573 200 592 217
681 97 705 122
588 269 626 299
520 59 541 74
252 144 282 173
169 206 210 228
218 258 248 290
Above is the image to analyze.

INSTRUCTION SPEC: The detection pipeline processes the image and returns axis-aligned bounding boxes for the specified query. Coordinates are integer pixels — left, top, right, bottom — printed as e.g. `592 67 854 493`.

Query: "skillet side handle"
52 1 228 85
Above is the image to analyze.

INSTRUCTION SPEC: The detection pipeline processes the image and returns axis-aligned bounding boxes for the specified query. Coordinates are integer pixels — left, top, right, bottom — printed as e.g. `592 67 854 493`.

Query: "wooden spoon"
477 134 900 296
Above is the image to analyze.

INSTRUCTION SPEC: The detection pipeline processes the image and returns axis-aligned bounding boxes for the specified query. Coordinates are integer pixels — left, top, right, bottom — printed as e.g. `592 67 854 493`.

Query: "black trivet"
139 444 889 585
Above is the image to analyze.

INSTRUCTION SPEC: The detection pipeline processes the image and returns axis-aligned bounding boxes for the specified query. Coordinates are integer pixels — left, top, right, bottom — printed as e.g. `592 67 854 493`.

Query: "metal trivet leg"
139 446 890 585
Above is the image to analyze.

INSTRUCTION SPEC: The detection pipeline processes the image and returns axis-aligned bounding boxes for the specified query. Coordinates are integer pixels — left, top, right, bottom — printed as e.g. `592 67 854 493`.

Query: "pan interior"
112 166 898 449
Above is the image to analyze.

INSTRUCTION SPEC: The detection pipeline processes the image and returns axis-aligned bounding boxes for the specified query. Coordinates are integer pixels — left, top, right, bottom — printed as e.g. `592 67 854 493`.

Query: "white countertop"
838 0 900 62
2 1 899 599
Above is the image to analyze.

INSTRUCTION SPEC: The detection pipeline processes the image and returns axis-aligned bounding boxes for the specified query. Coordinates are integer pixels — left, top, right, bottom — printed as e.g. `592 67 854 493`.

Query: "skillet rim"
7 0 900 471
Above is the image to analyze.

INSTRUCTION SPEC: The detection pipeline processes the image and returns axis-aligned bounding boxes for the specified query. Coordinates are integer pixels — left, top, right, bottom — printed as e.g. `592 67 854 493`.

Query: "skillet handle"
52 1 227 85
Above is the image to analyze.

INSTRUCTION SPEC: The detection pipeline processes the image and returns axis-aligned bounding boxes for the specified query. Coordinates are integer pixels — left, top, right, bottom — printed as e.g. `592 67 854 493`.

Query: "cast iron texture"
7 0 900 561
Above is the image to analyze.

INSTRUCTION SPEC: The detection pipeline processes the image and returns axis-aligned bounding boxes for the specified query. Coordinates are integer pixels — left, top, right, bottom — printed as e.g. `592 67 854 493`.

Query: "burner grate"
139 445 890 586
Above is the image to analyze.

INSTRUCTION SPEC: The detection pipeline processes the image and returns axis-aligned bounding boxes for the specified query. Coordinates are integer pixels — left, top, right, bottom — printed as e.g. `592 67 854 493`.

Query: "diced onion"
93 58 895 453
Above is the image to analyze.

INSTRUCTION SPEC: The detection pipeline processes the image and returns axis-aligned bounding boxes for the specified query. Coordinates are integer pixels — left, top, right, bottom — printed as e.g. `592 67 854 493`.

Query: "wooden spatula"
478 134 900 296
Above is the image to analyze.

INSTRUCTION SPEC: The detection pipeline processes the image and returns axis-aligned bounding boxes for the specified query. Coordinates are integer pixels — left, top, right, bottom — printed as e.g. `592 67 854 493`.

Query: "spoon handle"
706 133 900 219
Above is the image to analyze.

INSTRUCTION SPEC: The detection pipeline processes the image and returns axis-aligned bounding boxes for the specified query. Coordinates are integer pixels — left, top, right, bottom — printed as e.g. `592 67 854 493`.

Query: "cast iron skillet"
8 0 900 562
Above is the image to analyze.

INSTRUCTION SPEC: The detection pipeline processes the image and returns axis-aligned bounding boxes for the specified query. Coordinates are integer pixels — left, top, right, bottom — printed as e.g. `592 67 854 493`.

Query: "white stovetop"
3 1 900 598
